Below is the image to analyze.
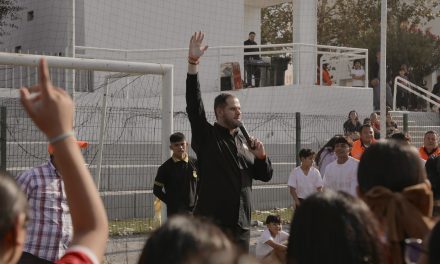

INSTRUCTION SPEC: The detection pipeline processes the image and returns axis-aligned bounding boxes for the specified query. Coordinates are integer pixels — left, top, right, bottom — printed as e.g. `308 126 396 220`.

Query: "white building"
0 0 374 115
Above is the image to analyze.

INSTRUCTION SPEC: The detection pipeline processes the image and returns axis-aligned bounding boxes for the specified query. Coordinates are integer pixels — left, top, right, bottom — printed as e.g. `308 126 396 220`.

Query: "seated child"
255 215 289 263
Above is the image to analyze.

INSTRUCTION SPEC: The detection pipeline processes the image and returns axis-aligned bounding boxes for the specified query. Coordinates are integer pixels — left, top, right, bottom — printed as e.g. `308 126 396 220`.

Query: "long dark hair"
287 190 384 264
315 135 343 165
347 110 359 121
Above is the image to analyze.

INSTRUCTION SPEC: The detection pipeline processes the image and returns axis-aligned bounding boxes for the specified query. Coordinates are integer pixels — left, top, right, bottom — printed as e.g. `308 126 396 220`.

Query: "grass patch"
252 207 293 225
109 207 293 237
109 218 158 236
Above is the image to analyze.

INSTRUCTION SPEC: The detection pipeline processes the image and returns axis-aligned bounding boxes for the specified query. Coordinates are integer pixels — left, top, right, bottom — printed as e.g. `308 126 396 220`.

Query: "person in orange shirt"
419 130 440 160
351 124 375 160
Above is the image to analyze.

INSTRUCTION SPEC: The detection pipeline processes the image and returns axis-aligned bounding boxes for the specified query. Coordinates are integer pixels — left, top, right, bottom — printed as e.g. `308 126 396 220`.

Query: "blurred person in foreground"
138 215 259 264
286 190 385 264
357 141 435 264
425 155 440 217
0 58 108 264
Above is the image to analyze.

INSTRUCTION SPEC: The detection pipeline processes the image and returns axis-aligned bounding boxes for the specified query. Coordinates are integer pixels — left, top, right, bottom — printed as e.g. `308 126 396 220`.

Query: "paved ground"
104 225 290 264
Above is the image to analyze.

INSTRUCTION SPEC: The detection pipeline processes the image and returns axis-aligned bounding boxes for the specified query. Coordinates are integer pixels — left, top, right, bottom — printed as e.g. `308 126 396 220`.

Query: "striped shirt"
16 160 73 262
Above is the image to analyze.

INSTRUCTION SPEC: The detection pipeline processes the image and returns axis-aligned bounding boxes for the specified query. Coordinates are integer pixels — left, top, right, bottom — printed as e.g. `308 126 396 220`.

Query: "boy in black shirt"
153 132 198 216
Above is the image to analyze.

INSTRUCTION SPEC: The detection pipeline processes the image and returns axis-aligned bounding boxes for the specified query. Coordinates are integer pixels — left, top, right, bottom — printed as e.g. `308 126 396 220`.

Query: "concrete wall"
0 0 72 54
244 5 261 42
172 84 374 116
2 0 249 94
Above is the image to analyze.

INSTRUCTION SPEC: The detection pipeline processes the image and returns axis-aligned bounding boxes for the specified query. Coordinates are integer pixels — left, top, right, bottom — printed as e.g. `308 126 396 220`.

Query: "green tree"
261 0 440 85
318 0 440 84
0 0 23 41
261 3 293 44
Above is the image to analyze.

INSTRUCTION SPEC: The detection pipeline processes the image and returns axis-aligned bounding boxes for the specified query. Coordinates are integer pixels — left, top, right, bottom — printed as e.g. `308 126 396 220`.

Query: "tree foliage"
261 3 293 44
261 0 440 85
319 0 440 84
0 0 23 39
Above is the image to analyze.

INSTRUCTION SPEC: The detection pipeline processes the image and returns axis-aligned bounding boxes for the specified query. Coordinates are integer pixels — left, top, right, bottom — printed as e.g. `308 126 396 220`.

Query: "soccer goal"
0 52 173 223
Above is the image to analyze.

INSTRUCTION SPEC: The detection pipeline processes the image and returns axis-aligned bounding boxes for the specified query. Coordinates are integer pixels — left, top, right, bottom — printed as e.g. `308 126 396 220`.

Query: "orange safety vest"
351 139 376 160
418 147 440 160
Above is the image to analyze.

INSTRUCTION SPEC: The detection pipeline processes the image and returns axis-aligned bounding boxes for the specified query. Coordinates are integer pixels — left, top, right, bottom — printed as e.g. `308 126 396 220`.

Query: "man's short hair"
334 136 351 147
249 31 256 36
265 215 281 225
170 132 186 143
214 93 235 118
299 149 315 159
425 130 438 137
360 124 372 132
390 132 410 142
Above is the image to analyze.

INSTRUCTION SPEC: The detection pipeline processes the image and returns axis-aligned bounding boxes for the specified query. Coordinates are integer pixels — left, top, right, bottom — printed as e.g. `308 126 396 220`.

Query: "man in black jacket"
153 132 198 217
186 32 273 251
244 31 261 87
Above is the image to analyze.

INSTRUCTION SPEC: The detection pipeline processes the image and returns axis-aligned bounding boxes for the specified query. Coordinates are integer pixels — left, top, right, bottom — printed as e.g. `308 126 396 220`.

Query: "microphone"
238 122 255 149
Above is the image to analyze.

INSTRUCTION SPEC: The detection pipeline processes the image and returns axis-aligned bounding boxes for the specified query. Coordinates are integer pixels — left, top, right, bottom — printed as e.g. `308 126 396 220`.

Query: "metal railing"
75 43 368 88
393 76 440 111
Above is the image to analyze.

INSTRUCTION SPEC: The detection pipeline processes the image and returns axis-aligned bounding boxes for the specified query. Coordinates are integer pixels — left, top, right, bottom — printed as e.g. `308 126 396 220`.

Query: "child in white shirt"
288 149 323 208
255 215 289 262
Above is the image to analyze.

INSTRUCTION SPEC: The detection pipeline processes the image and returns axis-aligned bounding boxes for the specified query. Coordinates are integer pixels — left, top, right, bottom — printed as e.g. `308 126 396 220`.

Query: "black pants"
18 252 52 264
245 64 260 87
221 225 250 253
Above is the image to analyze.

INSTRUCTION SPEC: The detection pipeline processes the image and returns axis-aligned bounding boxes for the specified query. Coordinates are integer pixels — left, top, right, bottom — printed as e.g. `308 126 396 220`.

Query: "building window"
15 46 22 53
27 11 34 21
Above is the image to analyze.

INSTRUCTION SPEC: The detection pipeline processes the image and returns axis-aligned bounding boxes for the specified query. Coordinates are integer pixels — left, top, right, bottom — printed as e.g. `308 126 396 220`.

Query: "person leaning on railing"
244 31 261 87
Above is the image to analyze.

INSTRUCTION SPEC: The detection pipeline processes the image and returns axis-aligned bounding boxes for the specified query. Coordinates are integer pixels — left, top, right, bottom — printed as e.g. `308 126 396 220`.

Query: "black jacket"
244 39 260 61
153 156 198 216
186 74 273 228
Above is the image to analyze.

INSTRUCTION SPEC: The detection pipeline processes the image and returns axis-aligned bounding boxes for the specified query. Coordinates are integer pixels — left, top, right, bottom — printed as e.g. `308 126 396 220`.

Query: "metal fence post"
295 112 301 166
0 107 7 171
403 113 408 134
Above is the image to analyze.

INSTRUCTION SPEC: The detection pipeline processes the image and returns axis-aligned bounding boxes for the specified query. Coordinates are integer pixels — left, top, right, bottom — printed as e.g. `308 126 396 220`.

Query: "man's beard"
225 118 240 129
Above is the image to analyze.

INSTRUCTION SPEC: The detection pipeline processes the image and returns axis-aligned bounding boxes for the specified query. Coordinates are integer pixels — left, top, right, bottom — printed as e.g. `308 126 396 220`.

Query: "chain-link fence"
2 97 438 263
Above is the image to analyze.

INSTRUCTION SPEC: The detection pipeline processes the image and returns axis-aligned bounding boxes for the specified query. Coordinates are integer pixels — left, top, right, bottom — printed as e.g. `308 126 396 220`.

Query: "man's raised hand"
189 31 208 61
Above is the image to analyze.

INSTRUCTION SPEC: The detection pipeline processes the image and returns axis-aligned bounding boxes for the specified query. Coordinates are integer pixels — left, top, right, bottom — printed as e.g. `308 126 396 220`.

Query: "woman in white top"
351 60 365 87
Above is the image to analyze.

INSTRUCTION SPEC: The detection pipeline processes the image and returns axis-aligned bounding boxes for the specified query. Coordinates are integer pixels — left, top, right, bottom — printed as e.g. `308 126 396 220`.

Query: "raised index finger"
39 58 52 96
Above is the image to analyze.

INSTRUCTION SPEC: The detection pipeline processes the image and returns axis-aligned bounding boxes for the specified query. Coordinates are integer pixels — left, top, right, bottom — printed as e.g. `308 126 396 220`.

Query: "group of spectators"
288 125 440 264
2 33 440 264
343 109 398 141
319 51 440 113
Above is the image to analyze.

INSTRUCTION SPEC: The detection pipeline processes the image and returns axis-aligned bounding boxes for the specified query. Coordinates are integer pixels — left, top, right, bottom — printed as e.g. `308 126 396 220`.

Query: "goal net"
0 52 173 235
